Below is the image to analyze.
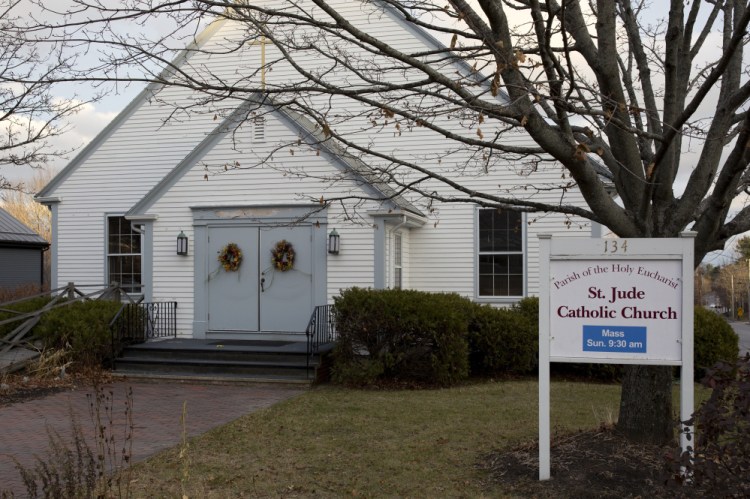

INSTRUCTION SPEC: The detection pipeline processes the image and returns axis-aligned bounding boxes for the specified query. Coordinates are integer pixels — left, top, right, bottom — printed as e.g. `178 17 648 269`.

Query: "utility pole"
731 274 735 320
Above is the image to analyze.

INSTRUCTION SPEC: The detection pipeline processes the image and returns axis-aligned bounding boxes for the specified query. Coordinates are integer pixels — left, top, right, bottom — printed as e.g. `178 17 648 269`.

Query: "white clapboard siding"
52 82 239 288
401 149 593 299
47 0 601 337
146 109 383 335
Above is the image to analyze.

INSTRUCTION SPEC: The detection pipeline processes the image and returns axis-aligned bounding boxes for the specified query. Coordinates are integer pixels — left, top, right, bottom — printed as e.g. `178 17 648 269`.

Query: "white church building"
37 1 597 340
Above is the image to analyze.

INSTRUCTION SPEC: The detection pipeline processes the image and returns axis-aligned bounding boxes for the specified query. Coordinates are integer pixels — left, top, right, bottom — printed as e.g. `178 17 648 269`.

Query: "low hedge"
33 300 124 368
468 304 537 376
510 296 623 381
332 288 472 386
515 300 739 381
332 288 540 386
330 289 741 386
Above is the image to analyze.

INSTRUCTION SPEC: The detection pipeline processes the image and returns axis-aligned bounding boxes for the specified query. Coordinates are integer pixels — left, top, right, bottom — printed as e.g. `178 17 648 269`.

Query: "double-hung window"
107 216 142 294
477 209 524 297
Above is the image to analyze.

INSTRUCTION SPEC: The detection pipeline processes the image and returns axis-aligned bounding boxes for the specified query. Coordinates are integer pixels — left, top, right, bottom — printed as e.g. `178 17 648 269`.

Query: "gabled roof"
35 17 229 201
39 2 606 218
0 207 48 247
126 94 425 218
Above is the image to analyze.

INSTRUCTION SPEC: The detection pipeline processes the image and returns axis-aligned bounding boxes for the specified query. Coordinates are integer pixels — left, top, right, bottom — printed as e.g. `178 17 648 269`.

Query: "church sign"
550 258 682 363
537 234 695 481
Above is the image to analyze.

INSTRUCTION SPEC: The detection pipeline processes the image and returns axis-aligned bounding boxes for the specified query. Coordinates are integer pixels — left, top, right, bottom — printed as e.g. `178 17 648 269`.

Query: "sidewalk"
0 380 305 496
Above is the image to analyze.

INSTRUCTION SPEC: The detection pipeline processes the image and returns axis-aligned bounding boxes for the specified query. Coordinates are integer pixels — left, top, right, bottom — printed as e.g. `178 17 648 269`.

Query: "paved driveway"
0 380 305 496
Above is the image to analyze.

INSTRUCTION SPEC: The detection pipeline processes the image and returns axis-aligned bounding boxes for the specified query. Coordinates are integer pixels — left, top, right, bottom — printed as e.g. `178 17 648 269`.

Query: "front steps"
113 338 330 384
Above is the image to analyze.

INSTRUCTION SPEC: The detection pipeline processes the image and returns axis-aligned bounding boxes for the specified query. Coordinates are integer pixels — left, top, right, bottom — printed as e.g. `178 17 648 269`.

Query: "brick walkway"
0 380 305 496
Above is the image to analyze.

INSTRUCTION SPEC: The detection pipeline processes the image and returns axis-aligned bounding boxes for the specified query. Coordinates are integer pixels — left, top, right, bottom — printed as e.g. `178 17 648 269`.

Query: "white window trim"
393 231 403 289
106 215 143 295
474 207 527 302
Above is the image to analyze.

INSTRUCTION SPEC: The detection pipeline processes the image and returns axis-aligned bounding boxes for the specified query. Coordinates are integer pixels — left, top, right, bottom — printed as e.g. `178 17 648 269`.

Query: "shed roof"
0 207 49 247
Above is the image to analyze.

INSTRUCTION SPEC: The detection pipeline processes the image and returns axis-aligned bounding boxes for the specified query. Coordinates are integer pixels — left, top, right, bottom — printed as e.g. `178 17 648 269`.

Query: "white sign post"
538 233 695 480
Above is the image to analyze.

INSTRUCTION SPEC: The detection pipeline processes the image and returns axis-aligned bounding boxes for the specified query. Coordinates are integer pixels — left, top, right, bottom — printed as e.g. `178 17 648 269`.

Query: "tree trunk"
617 365 674 445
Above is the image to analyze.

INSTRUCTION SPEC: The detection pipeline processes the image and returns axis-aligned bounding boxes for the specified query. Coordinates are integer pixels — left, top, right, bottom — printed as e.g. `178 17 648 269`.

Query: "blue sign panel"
582 326 647 353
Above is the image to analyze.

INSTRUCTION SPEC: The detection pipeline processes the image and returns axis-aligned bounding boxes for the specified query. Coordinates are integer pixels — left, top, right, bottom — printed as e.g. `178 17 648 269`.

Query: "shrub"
0 295 56 337
33 300 124 368
512 296 539 326
332 288 471 386
329 356 385 386
507 296 622 380
693 307 739 379
468 305 537 376
668 354 750 496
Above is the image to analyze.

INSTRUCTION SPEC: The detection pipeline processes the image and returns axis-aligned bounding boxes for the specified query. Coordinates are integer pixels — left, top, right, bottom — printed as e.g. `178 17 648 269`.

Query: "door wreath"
271 239 295 271
218 243 243 272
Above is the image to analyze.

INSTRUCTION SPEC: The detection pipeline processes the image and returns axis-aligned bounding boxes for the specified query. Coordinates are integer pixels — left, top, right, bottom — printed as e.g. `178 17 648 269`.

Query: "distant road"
729 321 750 356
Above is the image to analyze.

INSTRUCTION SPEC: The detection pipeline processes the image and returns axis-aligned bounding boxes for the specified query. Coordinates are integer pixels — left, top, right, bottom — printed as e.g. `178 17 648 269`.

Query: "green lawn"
126 380 627 497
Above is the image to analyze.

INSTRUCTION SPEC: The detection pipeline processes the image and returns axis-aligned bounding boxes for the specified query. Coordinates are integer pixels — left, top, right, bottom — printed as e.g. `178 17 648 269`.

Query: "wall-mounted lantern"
177 231 189 256
328 229 340 255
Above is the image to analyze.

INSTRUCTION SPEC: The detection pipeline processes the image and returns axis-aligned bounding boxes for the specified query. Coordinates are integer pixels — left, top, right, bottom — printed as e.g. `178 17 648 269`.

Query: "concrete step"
114 356 313 379
120 347 311 364
112 338 333 382
110 370 312 385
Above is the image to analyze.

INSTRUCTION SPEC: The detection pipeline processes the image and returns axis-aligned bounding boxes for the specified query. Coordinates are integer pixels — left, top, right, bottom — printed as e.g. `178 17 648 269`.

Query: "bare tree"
0 0 89 191
715 260 750 316
1 169 52 282
734 235 750 261
19 0 750 443
1 169 52 241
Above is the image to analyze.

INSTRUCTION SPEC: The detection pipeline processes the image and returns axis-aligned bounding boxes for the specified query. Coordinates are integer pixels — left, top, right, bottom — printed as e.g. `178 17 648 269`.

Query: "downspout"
392 215 408 232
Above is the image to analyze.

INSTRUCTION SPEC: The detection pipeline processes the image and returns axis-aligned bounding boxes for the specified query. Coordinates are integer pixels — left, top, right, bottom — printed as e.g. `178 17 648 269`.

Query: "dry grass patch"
126 380 622 497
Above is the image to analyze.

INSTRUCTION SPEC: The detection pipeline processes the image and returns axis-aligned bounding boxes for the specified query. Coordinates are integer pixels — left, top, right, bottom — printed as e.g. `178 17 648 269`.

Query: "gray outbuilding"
0 207 49 291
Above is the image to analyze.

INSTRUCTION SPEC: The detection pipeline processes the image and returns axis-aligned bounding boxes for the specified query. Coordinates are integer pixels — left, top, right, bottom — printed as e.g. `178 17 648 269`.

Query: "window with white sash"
477 209 524 297
107 216 142 294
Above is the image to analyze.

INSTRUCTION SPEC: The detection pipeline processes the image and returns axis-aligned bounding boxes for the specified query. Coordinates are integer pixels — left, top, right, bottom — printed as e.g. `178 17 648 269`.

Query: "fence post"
67 282 75 300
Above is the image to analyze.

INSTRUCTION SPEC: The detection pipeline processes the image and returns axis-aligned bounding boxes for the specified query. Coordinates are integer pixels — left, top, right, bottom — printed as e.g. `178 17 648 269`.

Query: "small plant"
27 348 72 379
3 384 134 498
668 354 750 497
179 401 191 497
89 385 134 496
15 422 97 498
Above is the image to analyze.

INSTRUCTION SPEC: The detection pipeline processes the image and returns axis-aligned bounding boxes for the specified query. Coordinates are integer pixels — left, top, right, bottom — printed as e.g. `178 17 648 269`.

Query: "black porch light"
328 229 340 255
177 231 189 256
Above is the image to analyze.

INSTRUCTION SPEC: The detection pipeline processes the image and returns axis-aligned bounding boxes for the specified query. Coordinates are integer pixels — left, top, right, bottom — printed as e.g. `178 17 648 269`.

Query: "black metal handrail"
306 304 337 373
110 301 177 363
